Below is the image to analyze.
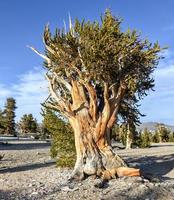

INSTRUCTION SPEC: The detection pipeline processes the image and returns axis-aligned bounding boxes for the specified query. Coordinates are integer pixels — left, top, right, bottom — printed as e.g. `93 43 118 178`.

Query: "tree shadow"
0 160 56 174
125 154 174 181
0 142 51 150
0 189 19 200
104 183 173 200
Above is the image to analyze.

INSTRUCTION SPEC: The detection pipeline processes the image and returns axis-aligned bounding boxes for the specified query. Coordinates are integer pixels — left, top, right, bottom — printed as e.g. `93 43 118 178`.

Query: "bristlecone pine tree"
4 98 17 135
30 10 162 181
18 114 38 134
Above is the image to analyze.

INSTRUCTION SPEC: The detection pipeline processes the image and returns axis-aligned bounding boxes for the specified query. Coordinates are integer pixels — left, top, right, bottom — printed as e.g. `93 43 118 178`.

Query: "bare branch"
45 74 61 103
45 73 74 118
72 102 87 114
27 46 51 66
42 102 71 118
53 72 72 91
68 13 74 37
109 83 117 90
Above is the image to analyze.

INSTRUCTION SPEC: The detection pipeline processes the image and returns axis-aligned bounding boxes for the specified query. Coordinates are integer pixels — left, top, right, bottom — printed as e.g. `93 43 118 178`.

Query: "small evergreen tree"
18 114 38 133
152 130 160 143
4 98 17 136
138 128 151 148
42 109 75 167
154 124 170 142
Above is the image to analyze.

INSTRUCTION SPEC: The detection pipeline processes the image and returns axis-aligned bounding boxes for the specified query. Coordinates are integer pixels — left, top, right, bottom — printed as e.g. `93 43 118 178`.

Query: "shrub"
136 128 151 148
42 109 75 168
169 132 174 142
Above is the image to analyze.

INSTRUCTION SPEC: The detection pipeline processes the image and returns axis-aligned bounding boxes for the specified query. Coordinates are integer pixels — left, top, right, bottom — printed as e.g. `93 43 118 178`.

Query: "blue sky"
0 0 174 124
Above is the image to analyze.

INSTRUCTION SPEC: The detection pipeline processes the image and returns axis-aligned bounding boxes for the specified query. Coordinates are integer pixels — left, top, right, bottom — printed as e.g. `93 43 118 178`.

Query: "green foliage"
137 128 151 148
169 132 174 142
18 114 38 134
4 98 17 136
42 9 163 124
42 109 75 168
113 123 151 148
152 131 160 143
113 123 138 148
0 109 6 134
152 124 170 143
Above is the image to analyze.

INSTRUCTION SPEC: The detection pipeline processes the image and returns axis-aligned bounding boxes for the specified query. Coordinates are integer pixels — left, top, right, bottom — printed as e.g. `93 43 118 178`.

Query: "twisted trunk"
44 77 140 180
69 116 128 180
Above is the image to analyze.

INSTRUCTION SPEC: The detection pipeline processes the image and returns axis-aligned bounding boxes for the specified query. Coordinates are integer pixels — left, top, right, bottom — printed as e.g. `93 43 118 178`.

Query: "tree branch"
107 82 126 128
45 73 74 117
27 46 51 66
53 72 72 91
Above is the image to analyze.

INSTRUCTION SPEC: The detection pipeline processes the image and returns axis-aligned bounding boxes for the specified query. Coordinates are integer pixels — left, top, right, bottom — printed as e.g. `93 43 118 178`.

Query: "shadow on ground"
0 142 51 150
0 189 19 200
125 154 174 181
0 160 56 174
104 183 173 200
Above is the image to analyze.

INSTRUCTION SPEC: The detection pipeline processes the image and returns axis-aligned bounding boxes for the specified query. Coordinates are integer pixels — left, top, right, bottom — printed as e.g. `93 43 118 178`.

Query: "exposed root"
102 167 140 180
116 167 140 177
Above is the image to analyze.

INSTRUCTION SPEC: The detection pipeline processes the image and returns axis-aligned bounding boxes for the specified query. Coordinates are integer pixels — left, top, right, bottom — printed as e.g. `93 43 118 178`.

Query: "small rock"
31 191 38 195
143 178 150 183
61 185 79 192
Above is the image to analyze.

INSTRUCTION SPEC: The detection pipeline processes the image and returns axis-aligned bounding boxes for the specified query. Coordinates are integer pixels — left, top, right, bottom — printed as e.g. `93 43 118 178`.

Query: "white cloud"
0 84 12 108
0 84 11 97
0 68 48 122
140 63 174 125
155 65 174 78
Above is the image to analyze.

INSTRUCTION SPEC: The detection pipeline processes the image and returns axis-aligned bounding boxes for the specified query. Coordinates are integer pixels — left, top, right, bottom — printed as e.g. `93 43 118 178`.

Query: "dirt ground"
0 141 174 200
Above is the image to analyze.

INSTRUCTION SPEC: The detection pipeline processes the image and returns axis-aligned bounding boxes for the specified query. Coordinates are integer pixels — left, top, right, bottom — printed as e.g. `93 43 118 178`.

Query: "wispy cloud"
155 64 174 78
0 84 11 97
0 68 48 122
140 61 174 125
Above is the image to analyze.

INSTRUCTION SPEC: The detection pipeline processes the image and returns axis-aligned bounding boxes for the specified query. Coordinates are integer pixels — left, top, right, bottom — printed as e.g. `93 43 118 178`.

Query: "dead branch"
27 46 51 66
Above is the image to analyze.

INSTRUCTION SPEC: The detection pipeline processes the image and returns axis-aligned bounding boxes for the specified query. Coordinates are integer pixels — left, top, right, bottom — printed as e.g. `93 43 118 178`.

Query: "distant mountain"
136 122 174 132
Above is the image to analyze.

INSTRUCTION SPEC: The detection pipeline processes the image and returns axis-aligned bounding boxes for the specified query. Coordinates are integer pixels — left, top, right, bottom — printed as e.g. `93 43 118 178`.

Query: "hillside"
137 122 174 132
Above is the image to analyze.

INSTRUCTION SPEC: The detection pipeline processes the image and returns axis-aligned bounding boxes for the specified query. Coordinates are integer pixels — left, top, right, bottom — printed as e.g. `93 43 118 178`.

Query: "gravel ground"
0 141 174 200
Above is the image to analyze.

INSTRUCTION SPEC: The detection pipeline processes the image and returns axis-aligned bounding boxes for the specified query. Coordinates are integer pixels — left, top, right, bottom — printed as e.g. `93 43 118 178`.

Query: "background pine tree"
18 114 38 134
4 98 17 136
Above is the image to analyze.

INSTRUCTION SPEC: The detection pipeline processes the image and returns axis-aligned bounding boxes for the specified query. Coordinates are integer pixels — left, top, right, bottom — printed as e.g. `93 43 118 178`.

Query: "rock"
143 178 150 183
31 191 38 195
61 185 79 192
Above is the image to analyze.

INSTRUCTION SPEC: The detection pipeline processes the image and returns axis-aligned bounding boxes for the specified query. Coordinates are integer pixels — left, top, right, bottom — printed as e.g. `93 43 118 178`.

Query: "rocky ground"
0 140 174 200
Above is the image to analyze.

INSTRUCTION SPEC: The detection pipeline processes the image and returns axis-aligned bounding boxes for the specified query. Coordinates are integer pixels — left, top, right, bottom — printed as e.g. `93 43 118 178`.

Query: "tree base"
70 152 140 183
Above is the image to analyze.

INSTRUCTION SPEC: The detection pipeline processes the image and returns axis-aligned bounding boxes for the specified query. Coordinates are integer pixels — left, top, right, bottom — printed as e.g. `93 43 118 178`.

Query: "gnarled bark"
30 40 141 182
65 81 139 181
